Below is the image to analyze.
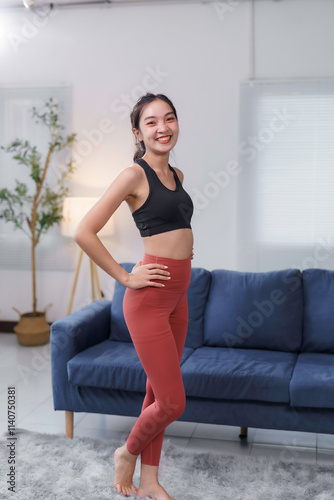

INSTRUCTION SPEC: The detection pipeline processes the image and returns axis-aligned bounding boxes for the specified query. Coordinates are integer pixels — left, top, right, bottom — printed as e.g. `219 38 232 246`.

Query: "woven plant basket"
13 311 50 346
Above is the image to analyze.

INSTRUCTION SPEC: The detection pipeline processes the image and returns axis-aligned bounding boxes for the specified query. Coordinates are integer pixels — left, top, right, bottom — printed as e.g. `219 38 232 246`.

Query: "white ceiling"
0 0 202 7
0 0 279 10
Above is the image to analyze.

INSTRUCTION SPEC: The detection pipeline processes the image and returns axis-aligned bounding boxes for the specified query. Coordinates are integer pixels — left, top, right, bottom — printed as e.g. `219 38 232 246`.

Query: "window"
237 79 334 271
0 85 75 270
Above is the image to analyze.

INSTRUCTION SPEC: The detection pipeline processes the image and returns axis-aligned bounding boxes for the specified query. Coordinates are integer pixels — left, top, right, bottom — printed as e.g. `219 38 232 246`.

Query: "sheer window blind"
237 79 334 271
0 85 75 270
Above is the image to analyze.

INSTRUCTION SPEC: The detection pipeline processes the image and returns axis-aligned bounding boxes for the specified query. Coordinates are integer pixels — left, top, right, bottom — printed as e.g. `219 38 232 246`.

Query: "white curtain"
237 79 334 272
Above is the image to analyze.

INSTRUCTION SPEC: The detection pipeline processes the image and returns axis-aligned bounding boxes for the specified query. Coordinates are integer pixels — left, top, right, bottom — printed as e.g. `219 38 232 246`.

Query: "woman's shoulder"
119 162 145 180
171 165 184 184
110 163 145 195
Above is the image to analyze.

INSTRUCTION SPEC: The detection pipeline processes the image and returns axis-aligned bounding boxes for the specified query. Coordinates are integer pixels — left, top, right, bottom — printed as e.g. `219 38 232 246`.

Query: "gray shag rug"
1 428 334 500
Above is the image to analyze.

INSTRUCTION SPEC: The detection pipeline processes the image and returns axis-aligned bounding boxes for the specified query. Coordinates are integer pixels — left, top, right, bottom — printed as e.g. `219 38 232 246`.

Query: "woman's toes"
113 445 137 495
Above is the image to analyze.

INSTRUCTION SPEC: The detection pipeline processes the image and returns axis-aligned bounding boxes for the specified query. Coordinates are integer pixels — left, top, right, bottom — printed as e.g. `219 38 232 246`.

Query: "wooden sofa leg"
65 411 74 439
239 427 248 440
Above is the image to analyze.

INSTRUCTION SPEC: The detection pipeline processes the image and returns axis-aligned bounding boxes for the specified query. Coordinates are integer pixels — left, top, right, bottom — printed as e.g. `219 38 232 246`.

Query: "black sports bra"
131 158 193 237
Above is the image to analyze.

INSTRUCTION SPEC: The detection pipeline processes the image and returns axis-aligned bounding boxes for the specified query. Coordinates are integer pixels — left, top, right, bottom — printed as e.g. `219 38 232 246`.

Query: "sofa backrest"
185 267 211 348
203 268 303 352
110 263 211 349
301 268 334 353
110 263 133 343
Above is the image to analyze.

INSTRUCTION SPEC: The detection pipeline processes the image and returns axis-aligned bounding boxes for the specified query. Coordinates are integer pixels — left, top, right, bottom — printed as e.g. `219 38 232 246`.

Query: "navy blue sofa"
51 265 334 439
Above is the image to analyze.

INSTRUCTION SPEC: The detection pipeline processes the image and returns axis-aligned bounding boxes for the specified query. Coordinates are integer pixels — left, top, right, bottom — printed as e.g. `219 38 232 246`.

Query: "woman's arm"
74 167 170 288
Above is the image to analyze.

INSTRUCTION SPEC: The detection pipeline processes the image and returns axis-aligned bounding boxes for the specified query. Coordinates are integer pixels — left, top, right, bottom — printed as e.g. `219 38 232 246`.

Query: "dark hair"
130 93 178 162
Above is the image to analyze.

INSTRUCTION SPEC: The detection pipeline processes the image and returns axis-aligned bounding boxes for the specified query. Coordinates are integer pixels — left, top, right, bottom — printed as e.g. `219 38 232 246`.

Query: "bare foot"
113 444 138 496
136 482 179 500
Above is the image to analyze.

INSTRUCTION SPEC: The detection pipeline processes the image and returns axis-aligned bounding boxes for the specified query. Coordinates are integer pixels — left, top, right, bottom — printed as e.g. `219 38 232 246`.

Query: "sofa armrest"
50 300 111 411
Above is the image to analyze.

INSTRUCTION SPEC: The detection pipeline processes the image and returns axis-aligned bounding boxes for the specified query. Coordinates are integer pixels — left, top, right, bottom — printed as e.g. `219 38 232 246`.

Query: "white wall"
255 0 334 78
0 0 333 322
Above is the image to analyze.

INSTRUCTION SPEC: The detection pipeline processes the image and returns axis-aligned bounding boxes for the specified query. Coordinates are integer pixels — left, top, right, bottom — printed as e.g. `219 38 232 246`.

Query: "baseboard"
0 321 16 333
0 321 52 333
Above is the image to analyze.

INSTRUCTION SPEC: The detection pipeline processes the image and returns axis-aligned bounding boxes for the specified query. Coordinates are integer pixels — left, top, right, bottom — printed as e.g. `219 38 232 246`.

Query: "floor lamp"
61 197 114 315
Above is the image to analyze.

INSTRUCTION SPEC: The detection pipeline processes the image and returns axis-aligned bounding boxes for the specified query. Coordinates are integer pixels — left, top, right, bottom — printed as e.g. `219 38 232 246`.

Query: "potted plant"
0 98 76 346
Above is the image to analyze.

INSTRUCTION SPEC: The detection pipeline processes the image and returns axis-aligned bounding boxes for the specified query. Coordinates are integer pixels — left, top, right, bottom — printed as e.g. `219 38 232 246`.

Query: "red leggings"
123 253 192 466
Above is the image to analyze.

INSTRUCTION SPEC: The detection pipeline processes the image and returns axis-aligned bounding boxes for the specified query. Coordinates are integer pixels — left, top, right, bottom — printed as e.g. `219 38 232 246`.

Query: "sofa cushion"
67 340 194 391
110 264 211 348
181 347 297 403
302 269 334 353
290 353 334 408
204 268 303 352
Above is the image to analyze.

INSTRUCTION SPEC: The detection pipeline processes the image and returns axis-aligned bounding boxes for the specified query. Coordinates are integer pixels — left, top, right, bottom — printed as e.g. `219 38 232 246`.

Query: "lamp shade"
61 197 114 238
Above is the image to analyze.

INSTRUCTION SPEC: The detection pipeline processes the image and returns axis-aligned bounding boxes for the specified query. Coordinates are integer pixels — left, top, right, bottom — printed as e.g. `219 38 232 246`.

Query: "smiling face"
133 98 179 157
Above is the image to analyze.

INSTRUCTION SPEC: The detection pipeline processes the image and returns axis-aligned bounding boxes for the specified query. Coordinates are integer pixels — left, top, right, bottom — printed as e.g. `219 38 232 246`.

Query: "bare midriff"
142 228 193 260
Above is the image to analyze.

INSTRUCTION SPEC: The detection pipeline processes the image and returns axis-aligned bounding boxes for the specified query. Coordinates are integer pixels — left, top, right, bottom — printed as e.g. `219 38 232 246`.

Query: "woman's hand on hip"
125 262 171 289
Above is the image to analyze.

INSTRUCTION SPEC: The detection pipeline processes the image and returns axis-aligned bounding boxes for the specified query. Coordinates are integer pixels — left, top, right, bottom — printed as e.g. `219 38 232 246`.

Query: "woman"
74 93 194 500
